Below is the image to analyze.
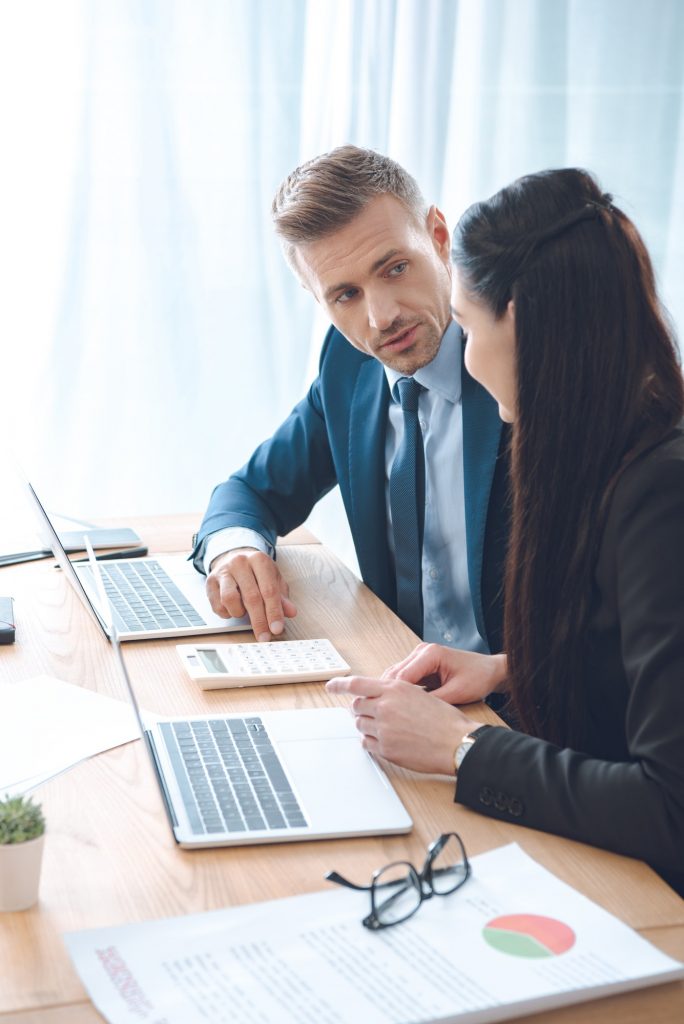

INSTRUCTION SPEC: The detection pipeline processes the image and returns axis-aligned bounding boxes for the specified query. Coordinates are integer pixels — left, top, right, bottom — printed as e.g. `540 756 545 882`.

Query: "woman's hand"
381 643 507 705
326 675 485 775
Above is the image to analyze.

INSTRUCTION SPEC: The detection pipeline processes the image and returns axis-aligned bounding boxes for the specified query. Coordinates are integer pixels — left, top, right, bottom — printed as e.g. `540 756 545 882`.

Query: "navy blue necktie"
389 377 425 636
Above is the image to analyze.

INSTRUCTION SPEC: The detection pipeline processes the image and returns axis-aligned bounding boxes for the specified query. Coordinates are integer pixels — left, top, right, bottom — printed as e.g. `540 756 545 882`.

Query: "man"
192 146 509 656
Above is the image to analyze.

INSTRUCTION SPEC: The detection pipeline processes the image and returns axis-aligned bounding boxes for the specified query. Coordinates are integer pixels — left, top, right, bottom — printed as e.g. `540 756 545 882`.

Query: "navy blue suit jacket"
194 327 510 651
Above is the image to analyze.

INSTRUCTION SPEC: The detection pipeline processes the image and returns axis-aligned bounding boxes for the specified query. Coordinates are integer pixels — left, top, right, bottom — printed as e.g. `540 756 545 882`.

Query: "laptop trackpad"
279 735 410 832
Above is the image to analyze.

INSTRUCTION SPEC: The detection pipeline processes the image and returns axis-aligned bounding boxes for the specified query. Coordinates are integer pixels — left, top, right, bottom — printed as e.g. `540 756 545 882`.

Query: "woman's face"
451 268 517 422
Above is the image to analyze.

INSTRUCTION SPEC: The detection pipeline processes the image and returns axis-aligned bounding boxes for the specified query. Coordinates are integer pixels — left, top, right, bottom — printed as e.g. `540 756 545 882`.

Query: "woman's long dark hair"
452 169 684 746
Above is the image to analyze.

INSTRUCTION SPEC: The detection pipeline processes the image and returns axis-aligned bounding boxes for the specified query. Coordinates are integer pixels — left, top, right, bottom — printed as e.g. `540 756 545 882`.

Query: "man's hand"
206 548 297 641
381 643 507 705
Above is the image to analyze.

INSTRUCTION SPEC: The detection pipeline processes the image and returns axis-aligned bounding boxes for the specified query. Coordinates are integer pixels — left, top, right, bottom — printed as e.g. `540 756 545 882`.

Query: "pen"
54 546 149 567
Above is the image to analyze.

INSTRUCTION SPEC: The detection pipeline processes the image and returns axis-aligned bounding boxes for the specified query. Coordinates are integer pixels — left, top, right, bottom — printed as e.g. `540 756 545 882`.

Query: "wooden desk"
1 517 682 1023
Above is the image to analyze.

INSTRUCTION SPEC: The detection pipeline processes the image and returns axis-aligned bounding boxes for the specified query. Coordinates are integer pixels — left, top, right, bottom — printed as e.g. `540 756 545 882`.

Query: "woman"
328 168 684 895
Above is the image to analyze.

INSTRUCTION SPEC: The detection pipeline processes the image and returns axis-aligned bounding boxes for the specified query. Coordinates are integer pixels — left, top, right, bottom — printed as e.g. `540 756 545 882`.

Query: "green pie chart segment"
483 914 576 958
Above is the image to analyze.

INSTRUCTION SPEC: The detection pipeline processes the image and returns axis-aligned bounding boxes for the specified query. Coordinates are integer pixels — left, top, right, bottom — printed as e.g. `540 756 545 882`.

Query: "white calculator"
175 639 352 690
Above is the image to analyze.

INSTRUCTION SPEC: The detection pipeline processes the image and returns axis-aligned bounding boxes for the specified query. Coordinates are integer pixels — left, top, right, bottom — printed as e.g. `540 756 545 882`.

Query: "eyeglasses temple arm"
429 863 470 878
325 870 371 892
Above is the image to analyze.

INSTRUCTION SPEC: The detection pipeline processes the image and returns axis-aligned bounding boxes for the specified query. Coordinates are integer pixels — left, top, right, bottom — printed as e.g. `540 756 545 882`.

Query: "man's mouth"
379 324 419 353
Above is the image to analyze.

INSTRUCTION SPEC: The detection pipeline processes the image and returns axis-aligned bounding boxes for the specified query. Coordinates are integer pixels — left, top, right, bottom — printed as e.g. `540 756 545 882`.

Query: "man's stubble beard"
374 322 445 375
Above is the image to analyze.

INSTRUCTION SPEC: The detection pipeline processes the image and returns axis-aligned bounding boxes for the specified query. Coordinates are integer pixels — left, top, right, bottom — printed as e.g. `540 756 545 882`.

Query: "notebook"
26 480 250 641
86 538 413 848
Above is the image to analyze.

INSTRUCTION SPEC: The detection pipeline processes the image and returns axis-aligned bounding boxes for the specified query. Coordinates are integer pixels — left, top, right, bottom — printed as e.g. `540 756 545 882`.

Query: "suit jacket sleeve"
194 334 338 558
455 440 684 876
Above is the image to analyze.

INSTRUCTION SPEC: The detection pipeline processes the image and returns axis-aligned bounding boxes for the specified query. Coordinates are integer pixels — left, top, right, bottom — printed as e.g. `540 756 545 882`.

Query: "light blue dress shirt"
204 321 487 653
384 321 486 653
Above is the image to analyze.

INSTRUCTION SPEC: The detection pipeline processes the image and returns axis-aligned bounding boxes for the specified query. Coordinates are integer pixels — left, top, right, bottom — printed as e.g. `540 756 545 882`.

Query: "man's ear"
426 205 451 261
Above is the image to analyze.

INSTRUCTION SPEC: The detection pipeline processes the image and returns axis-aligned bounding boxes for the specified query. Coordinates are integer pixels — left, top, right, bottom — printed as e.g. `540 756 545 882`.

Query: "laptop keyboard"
159 717 308 834
95 560 206 632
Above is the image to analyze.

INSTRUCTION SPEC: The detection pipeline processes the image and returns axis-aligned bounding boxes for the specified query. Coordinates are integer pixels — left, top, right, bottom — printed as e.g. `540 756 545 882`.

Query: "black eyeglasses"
326 832 471 930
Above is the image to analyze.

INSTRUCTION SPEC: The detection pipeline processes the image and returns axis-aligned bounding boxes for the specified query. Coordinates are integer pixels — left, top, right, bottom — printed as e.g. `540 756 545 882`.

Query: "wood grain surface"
0 517 682 1022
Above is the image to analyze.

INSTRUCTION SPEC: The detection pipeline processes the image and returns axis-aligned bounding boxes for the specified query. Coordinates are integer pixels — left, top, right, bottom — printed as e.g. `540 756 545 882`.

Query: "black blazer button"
479 787 494 806
508 797 523 817
494 792 508 811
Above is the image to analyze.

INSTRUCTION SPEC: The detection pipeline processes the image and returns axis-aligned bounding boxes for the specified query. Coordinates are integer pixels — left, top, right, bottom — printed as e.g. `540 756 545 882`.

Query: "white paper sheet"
64 843 684 1024
0 675 140 796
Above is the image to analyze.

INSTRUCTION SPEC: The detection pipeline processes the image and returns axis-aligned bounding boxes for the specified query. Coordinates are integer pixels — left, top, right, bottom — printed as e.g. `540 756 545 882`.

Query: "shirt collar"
384 320 462 404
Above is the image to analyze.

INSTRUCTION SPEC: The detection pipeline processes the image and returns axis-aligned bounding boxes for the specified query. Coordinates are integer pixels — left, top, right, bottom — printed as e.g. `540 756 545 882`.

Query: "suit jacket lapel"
461 351 503 642
348 358 395 609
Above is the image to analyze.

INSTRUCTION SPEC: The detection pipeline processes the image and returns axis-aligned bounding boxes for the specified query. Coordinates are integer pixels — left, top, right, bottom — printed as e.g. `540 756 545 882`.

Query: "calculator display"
197 648 228 674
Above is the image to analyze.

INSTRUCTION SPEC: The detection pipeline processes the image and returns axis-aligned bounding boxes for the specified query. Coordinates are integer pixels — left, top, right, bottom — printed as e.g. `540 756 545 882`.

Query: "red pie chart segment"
483 914 576 958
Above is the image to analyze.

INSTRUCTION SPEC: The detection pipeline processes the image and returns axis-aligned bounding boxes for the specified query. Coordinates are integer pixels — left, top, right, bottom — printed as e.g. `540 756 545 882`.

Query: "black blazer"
457 424 684 895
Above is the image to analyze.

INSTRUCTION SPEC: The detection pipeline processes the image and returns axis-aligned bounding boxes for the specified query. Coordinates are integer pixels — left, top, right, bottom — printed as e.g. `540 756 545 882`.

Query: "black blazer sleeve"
455 432 684 881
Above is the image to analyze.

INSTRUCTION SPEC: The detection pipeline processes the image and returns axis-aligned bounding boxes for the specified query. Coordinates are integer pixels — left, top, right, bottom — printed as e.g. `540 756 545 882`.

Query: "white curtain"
2 0 682 562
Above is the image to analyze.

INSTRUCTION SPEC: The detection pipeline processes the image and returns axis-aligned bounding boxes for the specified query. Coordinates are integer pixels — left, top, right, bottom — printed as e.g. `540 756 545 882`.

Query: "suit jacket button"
508 797 523 817
479 787 493 806
494 792 508 811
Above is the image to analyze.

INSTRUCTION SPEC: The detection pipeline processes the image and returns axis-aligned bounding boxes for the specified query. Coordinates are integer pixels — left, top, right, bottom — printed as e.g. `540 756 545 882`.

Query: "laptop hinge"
144 728 180 835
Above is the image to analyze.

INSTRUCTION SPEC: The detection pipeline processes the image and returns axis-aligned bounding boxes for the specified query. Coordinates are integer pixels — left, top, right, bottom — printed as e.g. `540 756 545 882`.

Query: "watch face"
456 725 491 771
455 738 473 770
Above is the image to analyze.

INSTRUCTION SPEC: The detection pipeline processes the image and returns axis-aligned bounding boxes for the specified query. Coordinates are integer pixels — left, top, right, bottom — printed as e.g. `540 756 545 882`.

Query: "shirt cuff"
203 528 273 575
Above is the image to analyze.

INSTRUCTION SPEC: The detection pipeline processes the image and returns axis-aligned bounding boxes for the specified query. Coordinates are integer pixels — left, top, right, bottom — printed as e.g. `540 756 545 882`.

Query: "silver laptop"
85 538 413 848
26 480 250 641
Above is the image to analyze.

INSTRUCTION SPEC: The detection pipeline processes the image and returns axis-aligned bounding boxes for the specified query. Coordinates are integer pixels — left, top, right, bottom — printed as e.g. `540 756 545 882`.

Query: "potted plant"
0 794 46 911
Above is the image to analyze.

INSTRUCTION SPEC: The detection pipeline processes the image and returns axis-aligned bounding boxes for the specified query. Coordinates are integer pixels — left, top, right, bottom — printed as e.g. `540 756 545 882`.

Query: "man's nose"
367 291 400 332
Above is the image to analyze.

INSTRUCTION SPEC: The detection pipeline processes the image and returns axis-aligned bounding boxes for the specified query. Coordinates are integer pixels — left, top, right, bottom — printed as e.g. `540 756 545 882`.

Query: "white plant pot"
0 833 45 912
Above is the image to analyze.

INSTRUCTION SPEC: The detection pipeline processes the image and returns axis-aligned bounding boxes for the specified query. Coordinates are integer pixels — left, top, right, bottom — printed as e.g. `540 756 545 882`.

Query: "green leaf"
0 794 46 844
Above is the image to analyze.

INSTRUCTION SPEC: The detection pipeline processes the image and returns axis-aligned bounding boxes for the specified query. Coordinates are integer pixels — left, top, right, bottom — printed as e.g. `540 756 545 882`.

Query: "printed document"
0 674 140 796
64 843 683 1024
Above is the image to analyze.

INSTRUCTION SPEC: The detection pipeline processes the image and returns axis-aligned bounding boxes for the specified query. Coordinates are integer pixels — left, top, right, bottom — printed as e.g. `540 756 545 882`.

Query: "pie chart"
483 913 576 958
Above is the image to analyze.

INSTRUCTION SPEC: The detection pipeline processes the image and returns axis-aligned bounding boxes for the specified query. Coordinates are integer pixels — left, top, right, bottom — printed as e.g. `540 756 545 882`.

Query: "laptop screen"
84 537 148 735
25 480 109 636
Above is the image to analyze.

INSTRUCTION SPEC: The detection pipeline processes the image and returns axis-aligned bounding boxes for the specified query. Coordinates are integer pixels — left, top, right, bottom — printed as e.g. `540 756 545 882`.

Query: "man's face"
294 195 453 374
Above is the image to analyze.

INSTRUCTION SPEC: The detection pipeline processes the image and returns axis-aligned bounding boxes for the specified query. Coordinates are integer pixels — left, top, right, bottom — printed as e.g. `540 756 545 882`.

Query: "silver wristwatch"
454 725 491 774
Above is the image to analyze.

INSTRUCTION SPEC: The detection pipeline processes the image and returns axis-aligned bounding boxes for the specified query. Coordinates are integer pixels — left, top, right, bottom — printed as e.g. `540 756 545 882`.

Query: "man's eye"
388 261 408 277
336 288 357 304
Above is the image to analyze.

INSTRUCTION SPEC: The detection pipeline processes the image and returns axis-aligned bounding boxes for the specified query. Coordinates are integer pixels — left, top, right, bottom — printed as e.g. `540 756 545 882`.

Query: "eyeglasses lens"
430 834 468 896
372 862 421 926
